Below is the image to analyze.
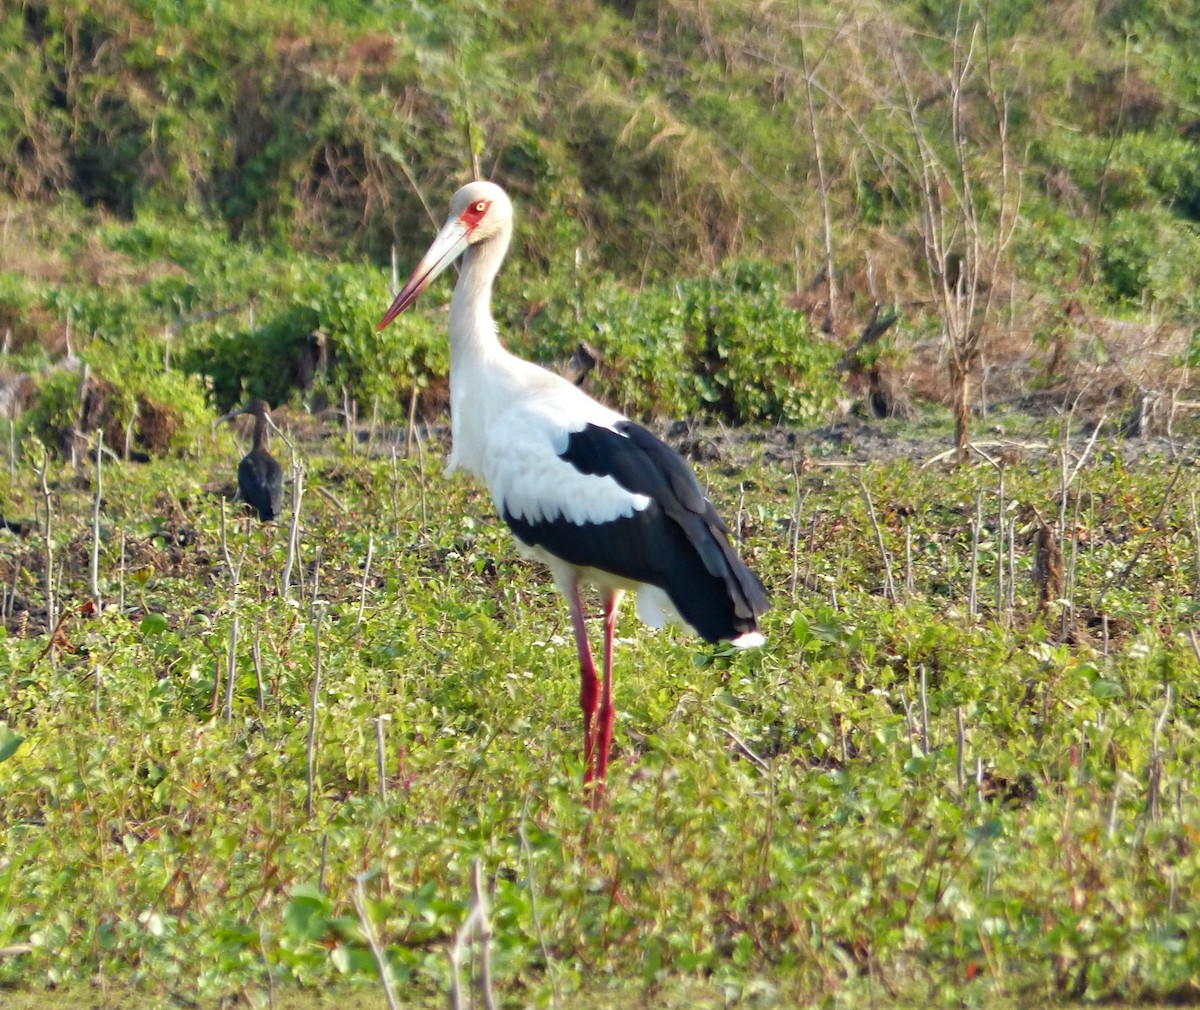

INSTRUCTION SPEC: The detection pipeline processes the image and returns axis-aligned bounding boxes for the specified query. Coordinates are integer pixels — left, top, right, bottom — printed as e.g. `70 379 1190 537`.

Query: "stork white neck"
445 218 522 476
448 226 510 367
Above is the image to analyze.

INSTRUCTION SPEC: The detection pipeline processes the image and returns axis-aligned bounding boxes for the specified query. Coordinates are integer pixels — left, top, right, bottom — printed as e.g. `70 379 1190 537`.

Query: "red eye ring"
461 199 491 228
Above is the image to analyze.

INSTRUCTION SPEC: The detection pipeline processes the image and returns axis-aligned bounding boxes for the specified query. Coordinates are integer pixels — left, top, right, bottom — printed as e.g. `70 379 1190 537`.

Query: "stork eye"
461 199 492 227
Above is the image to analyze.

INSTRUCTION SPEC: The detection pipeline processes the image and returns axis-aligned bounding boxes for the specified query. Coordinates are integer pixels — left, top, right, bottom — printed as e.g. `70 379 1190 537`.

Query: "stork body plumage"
219 399 283 522
378 181 768 790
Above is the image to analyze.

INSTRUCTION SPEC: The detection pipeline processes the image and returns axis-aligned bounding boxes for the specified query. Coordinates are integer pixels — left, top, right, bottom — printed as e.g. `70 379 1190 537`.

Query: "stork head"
377 181 513 331
217 398 272 425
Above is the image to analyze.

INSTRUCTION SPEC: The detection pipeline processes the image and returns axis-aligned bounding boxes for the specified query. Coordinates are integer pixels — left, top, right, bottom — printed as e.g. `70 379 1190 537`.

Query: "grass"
1 412 1199 1008
6 988 1189 1010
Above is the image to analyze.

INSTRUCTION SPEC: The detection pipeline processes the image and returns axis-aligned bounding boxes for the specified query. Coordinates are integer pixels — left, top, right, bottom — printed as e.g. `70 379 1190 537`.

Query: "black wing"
238 449 284 522
504 421 768 642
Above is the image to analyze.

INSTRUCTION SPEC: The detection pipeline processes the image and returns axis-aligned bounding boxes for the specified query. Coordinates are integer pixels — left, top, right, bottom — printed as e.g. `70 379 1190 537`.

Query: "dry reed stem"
352 875 402 1010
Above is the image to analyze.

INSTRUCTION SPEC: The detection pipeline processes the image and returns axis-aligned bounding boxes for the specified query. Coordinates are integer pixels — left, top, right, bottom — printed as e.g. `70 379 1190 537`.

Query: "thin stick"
311 485 347 513
39 449 54 632
390 445 401 536
1107 780 1122 840
475 859 496 1010
281 466 305 599
904 522 914 595
305 552 325 821
219 500 247 722
1007 509 1016 616
722 727 771 774
798 20 838 328
857 474 896 602
341 385 355 454
1146 684 1173 823
352 875 401 1010
72 361 87 468
1152 683 1172 748
969 490 982 618
996 465 1005 620
258 920 276 1010
1187 628 1200 672
357 535 374 627
449 860 496 1010
414 423 428 530
1063 490 1082 640
1065 412 1106 490
118 531 127 613
919 664 930 755
899 689 915 752
1057 422 1070 541
789 477 808 600
1191 492 1200 596
375 715 388 802
956 707 966 798
519 796 560 1009
252 630 265 712
6 552 15 625
305 608 325 820
405 386 418 458
803 514 818 593
90 429 103 609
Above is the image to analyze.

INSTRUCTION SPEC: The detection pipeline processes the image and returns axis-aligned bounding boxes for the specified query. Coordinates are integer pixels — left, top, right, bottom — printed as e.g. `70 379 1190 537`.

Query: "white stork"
378 181 768 792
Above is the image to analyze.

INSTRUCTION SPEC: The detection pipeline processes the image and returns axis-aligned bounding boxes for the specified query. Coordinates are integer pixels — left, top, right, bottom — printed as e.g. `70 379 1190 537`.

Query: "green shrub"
302 264 449 416
188 262 450 420
194 306 323 411
23 339 213 459
679 266 840 425
1098 208 1200 310
517 262 842 424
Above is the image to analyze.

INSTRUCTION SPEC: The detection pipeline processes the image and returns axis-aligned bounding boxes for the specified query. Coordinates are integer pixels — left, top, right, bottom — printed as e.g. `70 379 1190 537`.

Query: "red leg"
593 589 623 787
567 583 600 784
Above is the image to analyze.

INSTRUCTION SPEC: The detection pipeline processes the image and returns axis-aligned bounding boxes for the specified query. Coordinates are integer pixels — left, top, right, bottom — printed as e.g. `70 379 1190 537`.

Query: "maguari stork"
378 181 768 791
219 399 283 523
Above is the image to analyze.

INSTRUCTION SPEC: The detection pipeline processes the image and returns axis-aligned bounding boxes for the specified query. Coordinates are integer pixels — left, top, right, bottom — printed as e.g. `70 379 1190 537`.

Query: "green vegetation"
2 427 1200 1007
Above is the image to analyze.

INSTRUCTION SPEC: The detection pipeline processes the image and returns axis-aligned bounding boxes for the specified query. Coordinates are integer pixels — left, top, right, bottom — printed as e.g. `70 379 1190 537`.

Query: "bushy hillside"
1 0 1199 430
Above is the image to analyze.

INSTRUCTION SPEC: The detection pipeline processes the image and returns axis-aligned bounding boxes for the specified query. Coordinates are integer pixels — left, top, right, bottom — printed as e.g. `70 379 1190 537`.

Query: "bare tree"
890 4 1022 462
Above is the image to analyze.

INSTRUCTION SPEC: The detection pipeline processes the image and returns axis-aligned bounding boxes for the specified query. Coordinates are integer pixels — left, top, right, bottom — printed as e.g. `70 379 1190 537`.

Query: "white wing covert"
482 398 651 527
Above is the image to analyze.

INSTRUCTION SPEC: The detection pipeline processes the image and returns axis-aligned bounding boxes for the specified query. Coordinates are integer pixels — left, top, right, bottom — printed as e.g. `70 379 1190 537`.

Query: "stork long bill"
377 219 471 331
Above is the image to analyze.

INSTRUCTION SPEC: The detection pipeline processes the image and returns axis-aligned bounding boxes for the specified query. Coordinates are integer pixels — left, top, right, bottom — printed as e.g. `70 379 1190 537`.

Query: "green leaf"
0 724 23 763
140 613 169 636
283 888 334 942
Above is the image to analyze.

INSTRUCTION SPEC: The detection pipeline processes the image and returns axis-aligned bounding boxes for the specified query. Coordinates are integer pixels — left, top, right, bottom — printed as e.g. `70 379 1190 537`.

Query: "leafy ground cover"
1 409 1199 1008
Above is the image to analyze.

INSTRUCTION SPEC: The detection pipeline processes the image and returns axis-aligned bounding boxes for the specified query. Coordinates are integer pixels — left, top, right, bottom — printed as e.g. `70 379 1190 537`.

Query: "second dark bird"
219 399 283 522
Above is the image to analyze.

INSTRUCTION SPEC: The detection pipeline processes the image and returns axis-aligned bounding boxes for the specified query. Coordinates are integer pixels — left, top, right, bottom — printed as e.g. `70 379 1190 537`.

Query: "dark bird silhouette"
218 399 283 522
